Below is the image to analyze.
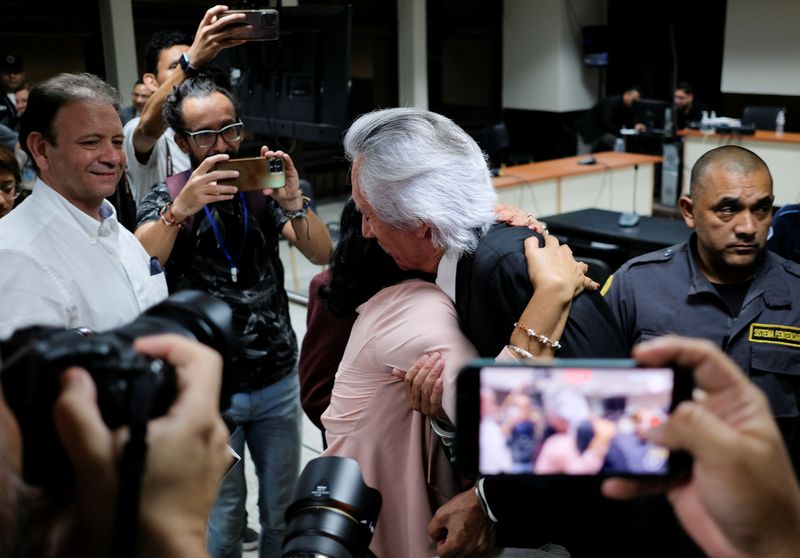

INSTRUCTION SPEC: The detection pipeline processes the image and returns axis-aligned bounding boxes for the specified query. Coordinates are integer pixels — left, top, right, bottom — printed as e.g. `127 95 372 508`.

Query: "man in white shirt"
124 6 245 204
0 73 168 339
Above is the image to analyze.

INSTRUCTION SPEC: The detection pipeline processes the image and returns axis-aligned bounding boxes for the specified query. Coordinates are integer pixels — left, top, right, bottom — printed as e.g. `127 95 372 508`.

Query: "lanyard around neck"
202 192 248 283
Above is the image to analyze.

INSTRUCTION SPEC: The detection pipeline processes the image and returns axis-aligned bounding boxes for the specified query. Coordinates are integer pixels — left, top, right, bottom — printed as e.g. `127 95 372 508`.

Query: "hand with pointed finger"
602 336 800 558
170 153 240 221
260 145 304 211
392 352 448 422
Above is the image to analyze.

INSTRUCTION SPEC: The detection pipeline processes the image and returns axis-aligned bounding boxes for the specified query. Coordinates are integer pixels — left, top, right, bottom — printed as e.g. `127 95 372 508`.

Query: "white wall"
503 0 605 112
722 0 800 95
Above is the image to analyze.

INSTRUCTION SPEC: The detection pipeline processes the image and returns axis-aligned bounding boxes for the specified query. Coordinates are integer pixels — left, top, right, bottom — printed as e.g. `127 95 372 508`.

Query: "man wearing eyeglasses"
124 6 247 205
134 76 332 558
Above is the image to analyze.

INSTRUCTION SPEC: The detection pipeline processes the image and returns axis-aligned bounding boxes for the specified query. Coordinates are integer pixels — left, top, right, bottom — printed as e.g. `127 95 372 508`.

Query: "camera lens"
262 12 277 28
283 457 381 558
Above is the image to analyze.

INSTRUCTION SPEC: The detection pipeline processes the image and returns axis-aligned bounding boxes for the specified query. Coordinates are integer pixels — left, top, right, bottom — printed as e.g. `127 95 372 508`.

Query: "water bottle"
776 110 785 136
700 110 710 133
613 137 625 152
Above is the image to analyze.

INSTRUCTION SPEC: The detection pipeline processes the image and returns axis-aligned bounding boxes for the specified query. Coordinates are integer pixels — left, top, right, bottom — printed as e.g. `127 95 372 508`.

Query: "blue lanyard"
202 192 248 282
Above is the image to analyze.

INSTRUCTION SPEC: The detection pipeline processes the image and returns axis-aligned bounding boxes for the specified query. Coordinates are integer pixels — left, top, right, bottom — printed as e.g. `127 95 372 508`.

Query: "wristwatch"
178 52 199 76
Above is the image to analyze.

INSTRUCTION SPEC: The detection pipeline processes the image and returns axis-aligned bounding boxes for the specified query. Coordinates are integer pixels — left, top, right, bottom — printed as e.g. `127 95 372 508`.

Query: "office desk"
680 129 800 205
541 208 691 271
493 152 662 217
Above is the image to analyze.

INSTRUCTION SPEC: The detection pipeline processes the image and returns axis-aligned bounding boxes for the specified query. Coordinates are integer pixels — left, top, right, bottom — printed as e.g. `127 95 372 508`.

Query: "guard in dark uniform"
604 145 800 472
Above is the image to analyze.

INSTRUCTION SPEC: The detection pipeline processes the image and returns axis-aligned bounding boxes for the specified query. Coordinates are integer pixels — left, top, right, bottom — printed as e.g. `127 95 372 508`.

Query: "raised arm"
507 234 597 359
132 6 246 159
264 146 332 265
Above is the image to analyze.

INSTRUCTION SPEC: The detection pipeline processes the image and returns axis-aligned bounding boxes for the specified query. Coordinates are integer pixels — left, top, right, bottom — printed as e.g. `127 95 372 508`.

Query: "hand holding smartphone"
215 156 286 191
456 359 692 479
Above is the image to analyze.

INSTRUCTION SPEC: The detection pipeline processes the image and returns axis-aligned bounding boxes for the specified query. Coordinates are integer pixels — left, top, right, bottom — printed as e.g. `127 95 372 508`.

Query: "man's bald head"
689 145 772 199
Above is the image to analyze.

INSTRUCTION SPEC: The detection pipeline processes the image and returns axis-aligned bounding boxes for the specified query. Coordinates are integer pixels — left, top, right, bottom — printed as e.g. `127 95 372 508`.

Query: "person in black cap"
0 53 24 130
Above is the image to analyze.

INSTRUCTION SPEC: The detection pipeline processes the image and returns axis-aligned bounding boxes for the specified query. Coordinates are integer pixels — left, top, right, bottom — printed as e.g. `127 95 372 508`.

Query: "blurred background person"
13 85 28 119
0 145 20 218
674 82 704 130
577 85 646 153
0 53 24 131
119 80 150 126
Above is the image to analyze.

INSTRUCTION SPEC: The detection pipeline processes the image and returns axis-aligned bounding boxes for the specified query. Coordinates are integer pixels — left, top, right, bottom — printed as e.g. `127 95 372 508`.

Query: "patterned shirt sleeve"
136 182 171 228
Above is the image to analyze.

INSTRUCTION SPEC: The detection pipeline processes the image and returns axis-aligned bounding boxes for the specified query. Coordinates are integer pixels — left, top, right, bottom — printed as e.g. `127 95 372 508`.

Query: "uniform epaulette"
622 246 678 270
782 258 800 279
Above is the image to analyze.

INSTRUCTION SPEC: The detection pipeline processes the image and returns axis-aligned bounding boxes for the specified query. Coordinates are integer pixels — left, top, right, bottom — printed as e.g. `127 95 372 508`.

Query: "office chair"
485 122 511 172
741 106 786 131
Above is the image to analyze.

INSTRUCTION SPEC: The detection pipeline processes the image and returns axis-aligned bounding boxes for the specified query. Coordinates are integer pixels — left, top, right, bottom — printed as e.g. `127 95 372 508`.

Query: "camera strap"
110 371 156 558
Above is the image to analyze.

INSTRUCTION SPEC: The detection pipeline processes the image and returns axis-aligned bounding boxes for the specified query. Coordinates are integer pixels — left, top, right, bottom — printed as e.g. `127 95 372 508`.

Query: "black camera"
283 456 381 558
0 290 238 492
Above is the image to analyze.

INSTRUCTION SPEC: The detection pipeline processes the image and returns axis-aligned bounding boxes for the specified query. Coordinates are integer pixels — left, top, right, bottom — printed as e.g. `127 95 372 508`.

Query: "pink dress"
321 280 478 558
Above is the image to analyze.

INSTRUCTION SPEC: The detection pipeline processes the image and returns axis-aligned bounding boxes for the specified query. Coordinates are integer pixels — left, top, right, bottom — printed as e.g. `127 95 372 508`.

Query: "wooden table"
493 152 662 217
680 129 800 205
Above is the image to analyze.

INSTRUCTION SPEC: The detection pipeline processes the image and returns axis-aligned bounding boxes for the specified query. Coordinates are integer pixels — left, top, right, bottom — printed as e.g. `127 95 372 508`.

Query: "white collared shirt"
0 179 168 339
435 250 459 303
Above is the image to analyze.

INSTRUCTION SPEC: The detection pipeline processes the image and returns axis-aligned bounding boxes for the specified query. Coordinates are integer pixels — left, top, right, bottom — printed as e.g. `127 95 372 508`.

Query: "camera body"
0 290 238 492
222 9 280 41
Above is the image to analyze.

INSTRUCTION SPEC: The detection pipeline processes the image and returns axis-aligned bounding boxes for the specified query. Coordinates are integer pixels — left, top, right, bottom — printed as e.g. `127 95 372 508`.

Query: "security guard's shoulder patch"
749 323 800 348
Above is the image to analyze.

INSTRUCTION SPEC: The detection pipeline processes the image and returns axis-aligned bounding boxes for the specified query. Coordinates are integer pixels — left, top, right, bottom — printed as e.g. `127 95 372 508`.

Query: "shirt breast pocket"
750 344 800 417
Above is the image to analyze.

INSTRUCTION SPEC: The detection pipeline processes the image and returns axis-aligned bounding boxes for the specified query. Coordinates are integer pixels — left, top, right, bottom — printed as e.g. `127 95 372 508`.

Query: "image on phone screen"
477 365 676 476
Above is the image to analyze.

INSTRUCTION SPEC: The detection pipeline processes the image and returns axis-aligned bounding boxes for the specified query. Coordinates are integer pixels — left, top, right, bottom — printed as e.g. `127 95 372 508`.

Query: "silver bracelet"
474 478 498 522
505 344 536 361
429 417 456 447
513 322 562 350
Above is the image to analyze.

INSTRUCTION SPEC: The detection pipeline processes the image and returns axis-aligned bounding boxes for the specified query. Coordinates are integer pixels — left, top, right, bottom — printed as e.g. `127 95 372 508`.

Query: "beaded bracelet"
513 322 562 350
159 202 185 229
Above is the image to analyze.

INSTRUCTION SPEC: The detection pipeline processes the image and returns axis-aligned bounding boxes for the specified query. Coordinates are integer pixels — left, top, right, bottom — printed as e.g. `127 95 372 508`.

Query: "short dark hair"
676 82 694 95
19 73 121 170
144 30 193 75
0 145 20 183
163 74 239 134
689 145 772 198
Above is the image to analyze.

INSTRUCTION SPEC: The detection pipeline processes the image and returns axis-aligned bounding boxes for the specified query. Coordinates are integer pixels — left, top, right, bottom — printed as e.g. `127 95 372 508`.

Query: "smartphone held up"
456 359 692 479
216 156 286 191
221 9 279 41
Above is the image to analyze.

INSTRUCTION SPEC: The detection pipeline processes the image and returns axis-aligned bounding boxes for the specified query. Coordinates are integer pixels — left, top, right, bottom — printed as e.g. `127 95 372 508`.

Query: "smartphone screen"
456 359 691 478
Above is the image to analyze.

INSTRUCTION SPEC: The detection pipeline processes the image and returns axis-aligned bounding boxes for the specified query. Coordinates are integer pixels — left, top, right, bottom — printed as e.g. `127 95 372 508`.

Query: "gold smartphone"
216 156 286 191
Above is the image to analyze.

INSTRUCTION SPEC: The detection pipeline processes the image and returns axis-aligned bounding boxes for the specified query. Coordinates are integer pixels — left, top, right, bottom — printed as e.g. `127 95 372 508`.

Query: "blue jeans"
207 372 302 558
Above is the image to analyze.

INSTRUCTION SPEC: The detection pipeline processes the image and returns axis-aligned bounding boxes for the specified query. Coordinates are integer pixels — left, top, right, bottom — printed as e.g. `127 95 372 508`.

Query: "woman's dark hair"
0 146 20 183
319 198 427 318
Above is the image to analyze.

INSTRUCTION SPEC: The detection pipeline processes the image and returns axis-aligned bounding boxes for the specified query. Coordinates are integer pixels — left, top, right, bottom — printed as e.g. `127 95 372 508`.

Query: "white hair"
343 107 497 257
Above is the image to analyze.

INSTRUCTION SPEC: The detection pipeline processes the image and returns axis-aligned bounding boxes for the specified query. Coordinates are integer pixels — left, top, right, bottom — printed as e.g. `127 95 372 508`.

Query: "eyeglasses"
0 181 20 200
183 122 244 148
